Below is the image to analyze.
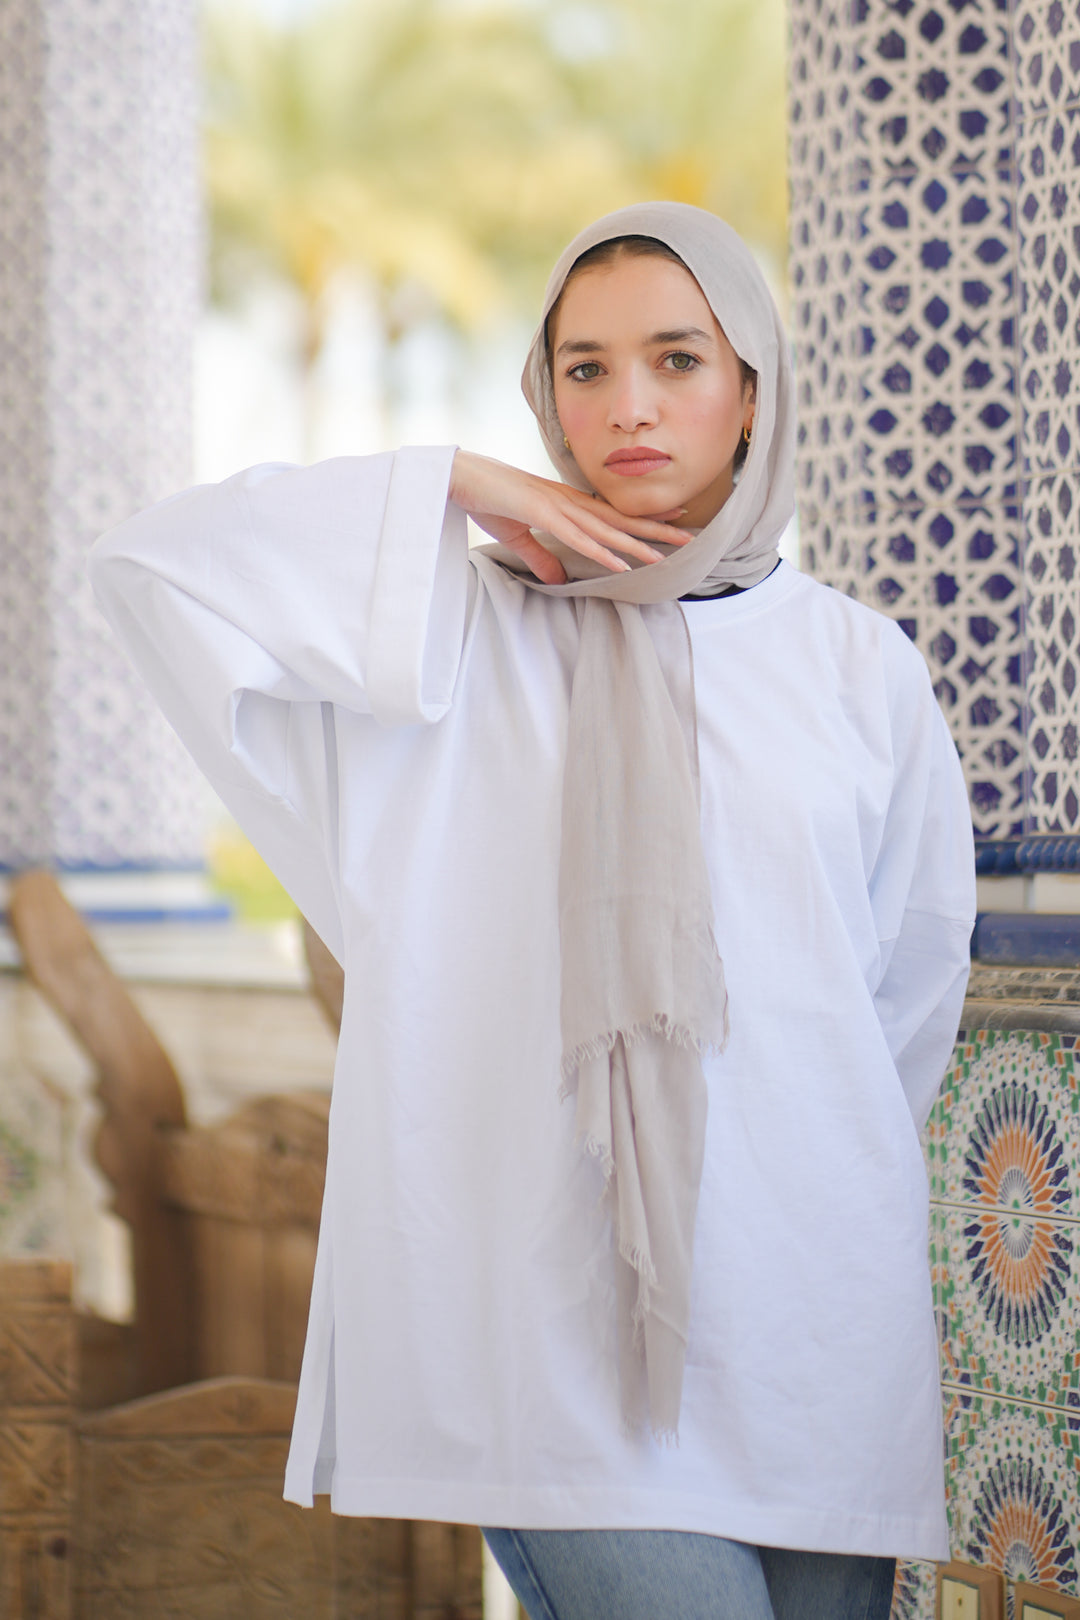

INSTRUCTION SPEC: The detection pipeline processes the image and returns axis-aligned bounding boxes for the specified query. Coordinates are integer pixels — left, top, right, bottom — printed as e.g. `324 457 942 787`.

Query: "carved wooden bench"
0 1260 481 1619
3 875 482 1619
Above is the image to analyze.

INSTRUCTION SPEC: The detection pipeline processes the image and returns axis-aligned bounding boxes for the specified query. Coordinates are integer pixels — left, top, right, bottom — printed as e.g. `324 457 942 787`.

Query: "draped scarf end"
558 1011 728 1093
618 1414 682 1449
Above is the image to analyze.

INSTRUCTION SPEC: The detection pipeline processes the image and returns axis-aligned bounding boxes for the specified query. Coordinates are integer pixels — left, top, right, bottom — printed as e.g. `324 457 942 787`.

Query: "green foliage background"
204 0 789 342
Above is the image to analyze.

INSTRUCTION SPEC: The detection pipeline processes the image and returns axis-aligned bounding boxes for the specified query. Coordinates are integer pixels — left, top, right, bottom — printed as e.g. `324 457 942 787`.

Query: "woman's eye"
569 361 602 381
666 352 698 372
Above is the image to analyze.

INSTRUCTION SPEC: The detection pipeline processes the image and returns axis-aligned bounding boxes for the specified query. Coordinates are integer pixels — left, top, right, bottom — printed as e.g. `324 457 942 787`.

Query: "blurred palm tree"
201 0 787 905
573 0 788 270
204 0 787 444
204 0 635 443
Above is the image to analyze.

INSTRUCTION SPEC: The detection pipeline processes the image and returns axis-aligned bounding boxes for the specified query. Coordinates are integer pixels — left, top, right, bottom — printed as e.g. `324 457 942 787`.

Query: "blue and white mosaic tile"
789 0 1080 836
1016 90 1080 829
0 0 207 865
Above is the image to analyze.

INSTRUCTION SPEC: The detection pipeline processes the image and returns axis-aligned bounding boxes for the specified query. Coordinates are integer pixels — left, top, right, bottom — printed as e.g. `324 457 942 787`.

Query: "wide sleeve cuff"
367 445 466 725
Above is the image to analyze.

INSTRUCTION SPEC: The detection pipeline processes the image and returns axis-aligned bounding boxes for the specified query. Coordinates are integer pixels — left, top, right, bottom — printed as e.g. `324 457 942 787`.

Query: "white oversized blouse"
90 447 975 1562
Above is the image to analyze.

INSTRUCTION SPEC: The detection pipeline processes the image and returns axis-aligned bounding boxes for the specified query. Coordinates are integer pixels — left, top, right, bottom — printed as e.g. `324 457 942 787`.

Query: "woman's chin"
598 481 688 521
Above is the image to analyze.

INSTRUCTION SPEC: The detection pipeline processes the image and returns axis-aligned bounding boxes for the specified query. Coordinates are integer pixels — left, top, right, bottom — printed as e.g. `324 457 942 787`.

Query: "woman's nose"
607 368 659 433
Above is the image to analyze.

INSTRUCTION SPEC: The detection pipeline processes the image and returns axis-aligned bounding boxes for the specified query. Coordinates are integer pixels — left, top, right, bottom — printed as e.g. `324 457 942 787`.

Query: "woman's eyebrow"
555 325 715 359
555 338 606 357
647 326 714 346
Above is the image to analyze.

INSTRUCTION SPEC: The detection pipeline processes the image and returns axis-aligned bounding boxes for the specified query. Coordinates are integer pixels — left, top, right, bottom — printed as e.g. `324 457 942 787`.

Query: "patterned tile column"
789 0 1080 839
790 11 1080 1619
0 0 207 867
1012 5 1080 833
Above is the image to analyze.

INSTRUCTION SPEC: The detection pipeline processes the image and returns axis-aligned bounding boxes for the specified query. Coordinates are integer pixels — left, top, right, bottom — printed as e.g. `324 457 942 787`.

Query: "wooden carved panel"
0 1308 77 1412
0 1260 75 1618
0 1524 74 1620
74 1377 483 1618
0 1422 73 1517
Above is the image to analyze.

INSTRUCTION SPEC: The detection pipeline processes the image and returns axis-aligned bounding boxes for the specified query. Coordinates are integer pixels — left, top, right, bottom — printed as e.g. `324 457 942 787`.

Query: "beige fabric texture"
483 201 796 1439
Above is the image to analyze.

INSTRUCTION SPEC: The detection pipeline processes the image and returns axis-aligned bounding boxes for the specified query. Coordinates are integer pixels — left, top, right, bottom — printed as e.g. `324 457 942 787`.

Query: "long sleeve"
88 448 470 960
869 637 977 1131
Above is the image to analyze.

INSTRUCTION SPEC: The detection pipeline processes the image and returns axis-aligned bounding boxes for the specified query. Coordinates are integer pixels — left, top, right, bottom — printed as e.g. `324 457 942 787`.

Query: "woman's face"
550 254 754 530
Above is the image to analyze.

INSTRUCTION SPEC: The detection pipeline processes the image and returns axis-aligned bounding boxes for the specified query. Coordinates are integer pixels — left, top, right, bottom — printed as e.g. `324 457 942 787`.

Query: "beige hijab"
486 203 795 1439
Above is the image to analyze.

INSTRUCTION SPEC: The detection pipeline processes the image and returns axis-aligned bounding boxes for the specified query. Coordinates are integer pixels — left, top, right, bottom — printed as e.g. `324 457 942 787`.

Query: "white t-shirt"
89 447 975 1562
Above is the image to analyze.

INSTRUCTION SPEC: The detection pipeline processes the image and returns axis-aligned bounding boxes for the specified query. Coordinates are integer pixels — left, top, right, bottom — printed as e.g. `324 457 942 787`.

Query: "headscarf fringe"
558 1012 727 1090
618 1413 681 1448
621 1241 658 1293
575 1129 615 1182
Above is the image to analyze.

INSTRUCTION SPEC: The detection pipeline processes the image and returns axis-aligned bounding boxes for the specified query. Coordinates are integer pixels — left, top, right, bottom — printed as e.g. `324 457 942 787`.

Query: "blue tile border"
976 837 1080 874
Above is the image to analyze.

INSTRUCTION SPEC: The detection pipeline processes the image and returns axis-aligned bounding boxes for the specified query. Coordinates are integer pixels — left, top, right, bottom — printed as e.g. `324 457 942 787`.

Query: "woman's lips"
604 447 671 476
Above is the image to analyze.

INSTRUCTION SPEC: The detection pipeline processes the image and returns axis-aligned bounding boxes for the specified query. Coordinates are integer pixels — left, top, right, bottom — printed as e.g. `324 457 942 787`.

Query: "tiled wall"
789 9 1080 1599
934 1029 1080 1591
892 1024 1080 1618
789 0 1080 837
0 0 208 865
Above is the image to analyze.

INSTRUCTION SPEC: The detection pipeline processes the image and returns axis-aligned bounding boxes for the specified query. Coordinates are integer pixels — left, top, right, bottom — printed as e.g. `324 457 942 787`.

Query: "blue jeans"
482 1528 896 1620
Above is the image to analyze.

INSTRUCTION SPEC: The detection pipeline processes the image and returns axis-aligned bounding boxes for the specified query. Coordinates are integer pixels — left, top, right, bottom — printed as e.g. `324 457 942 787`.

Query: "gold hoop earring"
563 433 570 449
743 424 752 446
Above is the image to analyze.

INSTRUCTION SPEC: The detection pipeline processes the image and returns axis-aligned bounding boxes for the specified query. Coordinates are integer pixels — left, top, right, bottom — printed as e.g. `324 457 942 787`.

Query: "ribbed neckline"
679 559 803 624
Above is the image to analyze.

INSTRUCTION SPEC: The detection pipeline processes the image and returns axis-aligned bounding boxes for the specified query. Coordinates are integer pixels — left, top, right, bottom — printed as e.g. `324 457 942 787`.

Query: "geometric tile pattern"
0 0 208 866
1015 56 1080 830
789 0 1080 836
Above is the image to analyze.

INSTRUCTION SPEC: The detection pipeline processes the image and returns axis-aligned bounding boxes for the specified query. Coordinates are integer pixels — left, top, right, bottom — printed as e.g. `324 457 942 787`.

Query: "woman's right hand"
449 451 691 585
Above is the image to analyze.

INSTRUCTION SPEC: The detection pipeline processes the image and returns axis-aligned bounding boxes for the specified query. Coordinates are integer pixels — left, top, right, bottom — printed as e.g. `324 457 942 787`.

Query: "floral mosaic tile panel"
922 1019 1080 1605
926 1029 1080 1206
944 1392 1080 1603
890 1559 936 1620
933 1201 1080 1409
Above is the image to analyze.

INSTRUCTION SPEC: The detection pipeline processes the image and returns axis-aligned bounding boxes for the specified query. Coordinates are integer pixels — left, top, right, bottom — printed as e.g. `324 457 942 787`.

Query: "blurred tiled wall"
0 0 207 866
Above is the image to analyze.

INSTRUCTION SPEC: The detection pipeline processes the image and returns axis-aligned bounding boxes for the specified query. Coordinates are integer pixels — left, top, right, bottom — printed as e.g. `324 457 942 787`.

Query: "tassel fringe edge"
558 1011 728 1087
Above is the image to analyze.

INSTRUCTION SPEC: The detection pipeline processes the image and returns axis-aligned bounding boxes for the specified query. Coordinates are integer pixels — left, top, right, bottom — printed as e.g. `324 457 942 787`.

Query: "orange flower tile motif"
926 1031 1080 1209
967 1457 1075 1591
943 1398 1080 1620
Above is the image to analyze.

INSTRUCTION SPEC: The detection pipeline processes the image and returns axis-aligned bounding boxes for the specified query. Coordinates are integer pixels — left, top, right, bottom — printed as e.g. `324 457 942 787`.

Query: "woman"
90 203 975 1619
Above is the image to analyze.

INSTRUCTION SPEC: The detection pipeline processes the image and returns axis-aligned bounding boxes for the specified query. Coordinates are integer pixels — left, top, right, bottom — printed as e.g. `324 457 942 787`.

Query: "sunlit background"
197 0 788 475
